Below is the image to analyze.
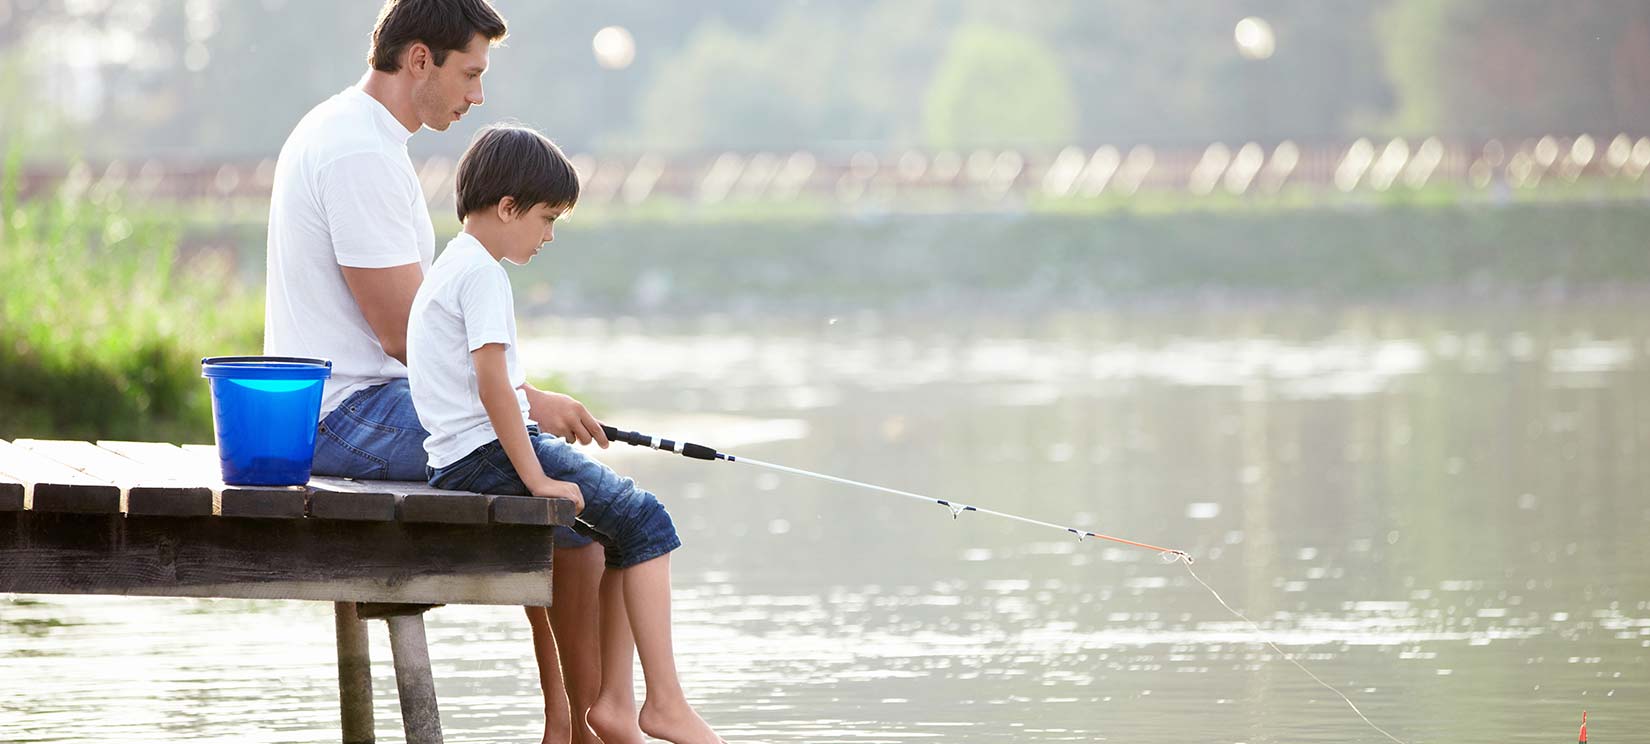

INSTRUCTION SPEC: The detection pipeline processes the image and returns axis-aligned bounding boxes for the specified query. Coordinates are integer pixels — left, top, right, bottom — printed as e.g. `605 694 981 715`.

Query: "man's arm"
341 263 423 365
475 344 584 511
320 150 427 365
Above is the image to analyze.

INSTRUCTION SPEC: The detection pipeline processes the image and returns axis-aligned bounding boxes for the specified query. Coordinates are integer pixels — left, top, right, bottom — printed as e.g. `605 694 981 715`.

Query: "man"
263 2 616 742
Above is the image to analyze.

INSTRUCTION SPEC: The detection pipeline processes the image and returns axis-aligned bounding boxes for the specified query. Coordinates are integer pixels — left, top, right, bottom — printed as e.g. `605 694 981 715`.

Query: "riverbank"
9 177 1648 440
522 201 1650 316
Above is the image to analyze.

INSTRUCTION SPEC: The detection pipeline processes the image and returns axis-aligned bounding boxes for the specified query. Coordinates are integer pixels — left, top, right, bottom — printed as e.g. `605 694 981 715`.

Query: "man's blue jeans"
312 379 430 481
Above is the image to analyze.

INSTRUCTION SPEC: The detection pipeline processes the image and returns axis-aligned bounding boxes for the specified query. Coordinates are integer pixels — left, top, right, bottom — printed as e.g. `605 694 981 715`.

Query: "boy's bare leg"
586 567 645 744
624 554 722 744
524 606 571 744
549 542 605 744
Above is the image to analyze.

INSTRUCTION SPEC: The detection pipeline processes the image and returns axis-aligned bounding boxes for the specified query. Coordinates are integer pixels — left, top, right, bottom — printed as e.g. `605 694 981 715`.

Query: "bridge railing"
14 135 1650 211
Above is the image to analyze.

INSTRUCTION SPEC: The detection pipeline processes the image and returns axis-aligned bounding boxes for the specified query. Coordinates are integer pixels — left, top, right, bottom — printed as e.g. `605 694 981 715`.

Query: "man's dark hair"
369 0 507 72
456 126 581 221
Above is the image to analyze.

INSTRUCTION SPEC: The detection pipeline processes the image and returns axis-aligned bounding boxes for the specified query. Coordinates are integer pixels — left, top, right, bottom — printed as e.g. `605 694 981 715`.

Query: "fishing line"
600 424 1407 743
599 425 1190 562
1181 562 1408 744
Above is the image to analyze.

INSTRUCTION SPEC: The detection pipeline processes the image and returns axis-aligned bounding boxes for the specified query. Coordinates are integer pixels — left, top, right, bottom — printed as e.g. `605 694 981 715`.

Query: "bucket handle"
201 356 333 368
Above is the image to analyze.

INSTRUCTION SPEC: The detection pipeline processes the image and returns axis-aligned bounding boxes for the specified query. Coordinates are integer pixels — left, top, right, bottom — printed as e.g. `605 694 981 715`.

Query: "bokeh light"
1234 17 1276 60
592 25 636 70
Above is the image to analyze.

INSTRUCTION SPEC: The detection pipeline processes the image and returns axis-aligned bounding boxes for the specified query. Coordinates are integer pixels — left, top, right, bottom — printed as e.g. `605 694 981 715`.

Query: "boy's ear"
496 196 517 222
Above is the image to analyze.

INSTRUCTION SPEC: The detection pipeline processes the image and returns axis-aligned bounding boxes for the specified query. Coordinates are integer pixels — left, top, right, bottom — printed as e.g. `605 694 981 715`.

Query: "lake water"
4 304 1648 743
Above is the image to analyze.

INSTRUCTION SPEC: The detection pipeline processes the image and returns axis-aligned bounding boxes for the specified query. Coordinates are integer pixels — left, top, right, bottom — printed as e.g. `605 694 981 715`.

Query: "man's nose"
468 82 484 106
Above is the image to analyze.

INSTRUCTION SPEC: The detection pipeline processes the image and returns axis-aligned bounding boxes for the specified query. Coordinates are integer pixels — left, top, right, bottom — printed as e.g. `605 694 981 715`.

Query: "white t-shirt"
407 232 535 468
264 85 436 415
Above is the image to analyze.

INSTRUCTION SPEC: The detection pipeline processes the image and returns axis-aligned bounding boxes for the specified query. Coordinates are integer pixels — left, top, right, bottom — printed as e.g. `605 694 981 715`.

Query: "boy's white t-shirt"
264 85 436 415
408 232 535 469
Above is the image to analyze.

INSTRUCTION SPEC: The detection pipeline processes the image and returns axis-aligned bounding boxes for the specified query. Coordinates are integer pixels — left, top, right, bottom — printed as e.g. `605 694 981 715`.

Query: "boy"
407 125 722 744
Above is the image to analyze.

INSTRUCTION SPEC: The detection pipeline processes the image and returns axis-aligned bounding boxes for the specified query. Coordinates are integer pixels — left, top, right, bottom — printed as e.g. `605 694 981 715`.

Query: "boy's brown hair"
456 125 581 221
369 0 508 72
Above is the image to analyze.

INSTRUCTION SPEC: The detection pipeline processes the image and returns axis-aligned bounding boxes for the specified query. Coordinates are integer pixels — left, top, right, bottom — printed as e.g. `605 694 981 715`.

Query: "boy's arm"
473 343 584 513
522 383 611 448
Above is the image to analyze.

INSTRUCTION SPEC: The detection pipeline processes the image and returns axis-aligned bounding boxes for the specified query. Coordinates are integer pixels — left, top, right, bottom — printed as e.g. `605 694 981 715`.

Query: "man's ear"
406 42 432 77
496 196 517 223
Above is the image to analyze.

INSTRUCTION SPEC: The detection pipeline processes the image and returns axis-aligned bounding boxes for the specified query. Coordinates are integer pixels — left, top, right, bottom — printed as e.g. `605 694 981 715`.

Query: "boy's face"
499 200 565 266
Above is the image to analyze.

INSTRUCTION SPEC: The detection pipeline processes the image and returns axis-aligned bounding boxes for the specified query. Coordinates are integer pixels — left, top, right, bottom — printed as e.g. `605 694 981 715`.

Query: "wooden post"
335 602 375 744
386 611 443 744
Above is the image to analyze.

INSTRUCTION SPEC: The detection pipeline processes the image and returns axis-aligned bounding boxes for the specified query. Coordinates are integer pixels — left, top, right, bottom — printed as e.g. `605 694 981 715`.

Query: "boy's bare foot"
638 698 721 744
587 695 645 744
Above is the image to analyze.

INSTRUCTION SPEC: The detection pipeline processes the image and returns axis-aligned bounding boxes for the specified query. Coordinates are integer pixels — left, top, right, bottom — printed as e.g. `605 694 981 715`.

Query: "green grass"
0 152 263 441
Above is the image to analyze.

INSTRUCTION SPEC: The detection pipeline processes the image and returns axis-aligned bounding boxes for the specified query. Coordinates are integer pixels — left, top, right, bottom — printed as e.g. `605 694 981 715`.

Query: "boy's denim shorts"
427 428 681 568
313 381 592 549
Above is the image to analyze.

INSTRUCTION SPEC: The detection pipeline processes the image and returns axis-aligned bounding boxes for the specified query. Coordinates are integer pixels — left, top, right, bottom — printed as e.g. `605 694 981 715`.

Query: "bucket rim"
202 355 332 380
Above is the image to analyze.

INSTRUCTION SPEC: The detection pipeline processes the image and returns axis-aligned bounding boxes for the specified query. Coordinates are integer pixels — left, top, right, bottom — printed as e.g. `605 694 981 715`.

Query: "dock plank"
177 445 308 519
348 479 571 527
0 440 120 513
98 440 211 474
490 495 568 527
0 473 21 512
307 477 399 522
400 490 492 525
15 439 213 517
100 441 225 515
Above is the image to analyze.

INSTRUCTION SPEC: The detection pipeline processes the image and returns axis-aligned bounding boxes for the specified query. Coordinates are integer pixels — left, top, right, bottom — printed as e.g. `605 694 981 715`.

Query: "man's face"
412 33 489 132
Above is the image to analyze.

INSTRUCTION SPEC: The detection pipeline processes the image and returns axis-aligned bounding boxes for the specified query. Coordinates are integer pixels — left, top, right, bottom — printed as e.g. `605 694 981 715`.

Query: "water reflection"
3 307 1648 742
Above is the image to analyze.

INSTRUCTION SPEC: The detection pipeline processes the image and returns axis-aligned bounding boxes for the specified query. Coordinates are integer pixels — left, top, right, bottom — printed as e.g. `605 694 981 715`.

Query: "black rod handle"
600 424 723 461
601 425 652 447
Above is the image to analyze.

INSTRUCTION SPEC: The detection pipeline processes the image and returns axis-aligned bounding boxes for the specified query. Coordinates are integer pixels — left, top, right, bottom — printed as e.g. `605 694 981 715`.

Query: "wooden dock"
0 437 577 743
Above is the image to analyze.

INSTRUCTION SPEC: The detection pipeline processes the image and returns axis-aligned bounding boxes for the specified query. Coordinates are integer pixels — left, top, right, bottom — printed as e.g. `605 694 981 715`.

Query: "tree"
1039 0 1392 146
921 24 1077 150
629 3 955 152
1379 0 1650 137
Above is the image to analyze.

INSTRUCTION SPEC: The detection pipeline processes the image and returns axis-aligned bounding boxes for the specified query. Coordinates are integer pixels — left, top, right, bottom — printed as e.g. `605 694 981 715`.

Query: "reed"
0 150 262 441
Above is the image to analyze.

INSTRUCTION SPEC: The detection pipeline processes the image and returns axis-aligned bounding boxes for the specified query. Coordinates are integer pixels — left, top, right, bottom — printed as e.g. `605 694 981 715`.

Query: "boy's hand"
528 476 584 514
524 387 610 448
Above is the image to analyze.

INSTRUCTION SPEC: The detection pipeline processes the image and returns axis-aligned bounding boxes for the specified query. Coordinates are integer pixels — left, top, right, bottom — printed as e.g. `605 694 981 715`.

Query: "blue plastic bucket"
201 356 332 486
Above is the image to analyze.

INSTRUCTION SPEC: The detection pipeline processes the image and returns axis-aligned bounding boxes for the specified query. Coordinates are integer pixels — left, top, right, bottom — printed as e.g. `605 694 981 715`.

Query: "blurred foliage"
1379 0 1650 138
5 1 1646 159
0 151 263 441
634 15 857 150
923 25 1077 149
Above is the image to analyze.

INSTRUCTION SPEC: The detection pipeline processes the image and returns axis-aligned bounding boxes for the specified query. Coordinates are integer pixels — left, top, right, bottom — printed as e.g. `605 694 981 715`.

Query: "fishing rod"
599 424 1192 564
